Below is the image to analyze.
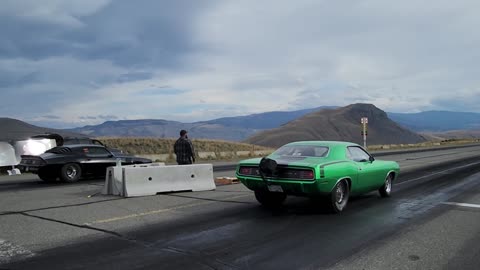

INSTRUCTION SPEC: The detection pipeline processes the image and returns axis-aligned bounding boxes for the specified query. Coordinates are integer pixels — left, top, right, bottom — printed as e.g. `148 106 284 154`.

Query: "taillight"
299 170 314 179
240 167 253 175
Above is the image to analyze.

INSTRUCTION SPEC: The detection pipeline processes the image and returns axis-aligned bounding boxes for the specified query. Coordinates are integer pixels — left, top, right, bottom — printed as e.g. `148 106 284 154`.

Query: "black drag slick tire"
379 174 393 198
254 189 287 208
60 163 82 183
328 180 349 213
38 168 57 182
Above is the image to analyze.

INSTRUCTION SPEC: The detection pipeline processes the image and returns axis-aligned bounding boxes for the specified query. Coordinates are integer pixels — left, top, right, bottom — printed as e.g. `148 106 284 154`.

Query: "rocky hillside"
244 104 427 147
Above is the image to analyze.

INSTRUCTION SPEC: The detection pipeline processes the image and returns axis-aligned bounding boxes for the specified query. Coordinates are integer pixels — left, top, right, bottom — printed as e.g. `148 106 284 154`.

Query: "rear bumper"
18 164 41 173
236 175 334 196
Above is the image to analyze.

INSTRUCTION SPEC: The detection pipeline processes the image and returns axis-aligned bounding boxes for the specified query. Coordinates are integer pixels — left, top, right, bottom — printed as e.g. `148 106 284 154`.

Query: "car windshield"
272 145 329 157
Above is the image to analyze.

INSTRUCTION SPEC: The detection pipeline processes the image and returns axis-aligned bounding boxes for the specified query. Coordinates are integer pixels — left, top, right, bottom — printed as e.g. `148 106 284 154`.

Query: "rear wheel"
254 189 287 208
60 163 82 183
327 180 349 213
379 174 393 198
38 168 57 182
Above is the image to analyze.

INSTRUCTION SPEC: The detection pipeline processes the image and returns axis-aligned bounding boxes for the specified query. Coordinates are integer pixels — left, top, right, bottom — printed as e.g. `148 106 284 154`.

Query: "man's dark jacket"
174 137 195 164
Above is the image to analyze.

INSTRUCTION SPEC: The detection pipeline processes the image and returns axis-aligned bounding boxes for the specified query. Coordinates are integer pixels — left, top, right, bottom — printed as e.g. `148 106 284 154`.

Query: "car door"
83 147 116 176
347 146 385 192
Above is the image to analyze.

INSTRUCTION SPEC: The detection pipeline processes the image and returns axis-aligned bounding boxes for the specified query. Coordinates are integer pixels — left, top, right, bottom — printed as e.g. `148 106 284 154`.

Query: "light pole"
361 117 368 149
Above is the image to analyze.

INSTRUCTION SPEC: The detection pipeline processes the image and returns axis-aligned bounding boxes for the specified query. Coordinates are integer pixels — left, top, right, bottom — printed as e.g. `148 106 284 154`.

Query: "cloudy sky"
1 0 479 128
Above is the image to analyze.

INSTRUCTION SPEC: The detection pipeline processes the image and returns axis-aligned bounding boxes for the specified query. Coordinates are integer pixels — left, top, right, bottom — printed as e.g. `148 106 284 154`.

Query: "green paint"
236 141 400 196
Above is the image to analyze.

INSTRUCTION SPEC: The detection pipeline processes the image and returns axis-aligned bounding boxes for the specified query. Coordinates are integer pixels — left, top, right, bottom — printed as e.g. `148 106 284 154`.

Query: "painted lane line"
85 194 251 226
442 202 480 209
397 161 480 186
400 153 480 169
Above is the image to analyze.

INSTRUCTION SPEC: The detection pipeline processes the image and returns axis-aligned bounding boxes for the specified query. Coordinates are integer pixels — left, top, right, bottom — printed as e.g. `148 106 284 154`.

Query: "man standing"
173 130 196 165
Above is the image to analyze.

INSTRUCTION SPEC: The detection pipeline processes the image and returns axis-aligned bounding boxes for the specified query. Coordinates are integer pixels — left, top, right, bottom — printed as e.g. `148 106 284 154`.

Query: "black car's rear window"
46 147 72 154
272 145 329 157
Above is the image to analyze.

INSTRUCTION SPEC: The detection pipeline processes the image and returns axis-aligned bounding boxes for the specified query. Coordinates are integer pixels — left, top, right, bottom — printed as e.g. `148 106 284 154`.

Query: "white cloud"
2 0 480 127
0 0 111 27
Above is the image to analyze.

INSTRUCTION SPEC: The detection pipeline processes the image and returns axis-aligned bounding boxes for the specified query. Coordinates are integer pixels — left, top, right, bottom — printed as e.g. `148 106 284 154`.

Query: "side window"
92 140 104 146
348 147 371 162
86 147 111 156
72 147 88 155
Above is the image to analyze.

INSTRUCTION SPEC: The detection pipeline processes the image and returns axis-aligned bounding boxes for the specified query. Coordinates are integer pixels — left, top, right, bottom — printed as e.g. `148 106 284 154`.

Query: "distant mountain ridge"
67 106 480 142
245 104 426 147
388 111 480 131
68 106 337 141
5 106 479 143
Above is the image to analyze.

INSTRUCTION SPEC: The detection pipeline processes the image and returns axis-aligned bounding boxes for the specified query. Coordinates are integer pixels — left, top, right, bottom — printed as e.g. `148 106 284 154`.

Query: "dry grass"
98 137 480 156
367 138 480 151
98 137 272 155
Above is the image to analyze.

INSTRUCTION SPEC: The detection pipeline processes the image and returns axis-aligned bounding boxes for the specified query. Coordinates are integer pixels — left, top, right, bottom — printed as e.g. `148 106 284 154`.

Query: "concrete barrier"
219 151 235 158
253 150 274 156
102 162 166 196
197 152 216 159
123 162 165 168
102 166 124 196
236 151 251 157
102 163 215 197
136 154 170 162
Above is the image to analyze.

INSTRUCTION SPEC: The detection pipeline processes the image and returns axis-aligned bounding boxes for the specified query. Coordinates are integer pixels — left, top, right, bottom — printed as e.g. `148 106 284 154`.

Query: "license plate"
267 185 283 193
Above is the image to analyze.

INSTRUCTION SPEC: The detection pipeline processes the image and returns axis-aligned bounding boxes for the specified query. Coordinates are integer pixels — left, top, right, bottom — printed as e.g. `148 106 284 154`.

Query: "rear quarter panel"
369 159 400 190
321 161 359 194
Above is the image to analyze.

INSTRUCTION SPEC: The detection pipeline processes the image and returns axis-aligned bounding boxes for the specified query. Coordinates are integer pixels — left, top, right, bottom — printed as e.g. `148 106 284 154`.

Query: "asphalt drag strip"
2 159 480 270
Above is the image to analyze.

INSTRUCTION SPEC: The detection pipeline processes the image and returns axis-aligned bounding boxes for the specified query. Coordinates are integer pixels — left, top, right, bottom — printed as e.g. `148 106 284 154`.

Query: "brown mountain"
244 104 427 148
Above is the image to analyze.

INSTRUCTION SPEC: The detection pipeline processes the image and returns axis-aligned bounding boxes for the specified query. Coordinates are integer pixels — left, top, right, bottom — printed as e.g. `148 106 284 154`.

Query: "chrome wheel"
329 180 349 213
335 183 345 204
385 177 392 194
66 166 77 179
60 163 82 183
379 174 393 198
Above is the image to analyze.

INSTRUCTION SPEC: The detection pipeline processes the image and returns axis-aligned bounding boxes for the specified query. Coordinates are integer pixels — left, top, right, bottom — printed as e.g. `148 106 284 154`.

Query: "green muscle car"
235 141 400 213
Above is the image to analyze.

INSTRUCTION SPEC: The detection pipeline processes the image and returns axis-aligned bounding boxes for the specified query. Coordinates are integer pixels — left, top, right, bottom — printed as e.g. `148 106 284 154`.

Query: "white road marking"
85 194 251 226
397 161 480 186
0 239 35 263
442 202 480 209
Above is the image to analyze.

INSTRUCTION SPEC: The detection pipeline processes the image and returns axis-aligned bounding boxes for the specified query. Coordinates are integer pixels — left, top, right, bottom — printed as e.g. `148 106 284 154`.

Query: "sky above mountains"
1 0 480 128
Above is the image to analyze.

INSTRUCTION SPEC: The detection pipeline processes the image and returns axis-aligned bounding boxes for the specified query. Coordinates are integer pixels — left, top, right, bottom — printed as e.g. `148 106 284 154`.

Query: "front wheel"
254 189 287 208
60 163 82 183
379 174 393 198
327 180 350 213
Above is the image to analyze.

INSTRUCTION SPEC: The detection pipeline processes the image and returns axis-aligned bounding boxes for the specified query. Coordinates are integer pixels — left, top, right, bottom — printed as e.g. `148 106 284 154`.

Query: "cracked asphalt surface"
1 145 480 269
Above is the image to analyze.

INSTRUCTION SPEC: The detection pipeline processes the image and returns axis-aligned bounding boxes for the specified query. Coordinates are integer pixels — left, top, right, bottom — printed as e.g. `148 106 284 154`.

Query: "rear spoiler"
30 133 64 146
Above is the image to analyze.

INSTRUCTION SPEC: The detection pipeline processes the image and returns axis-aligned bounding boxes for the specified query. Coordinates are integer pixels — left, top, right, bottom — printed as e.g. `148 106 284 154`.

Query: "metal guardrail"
212 143 480 172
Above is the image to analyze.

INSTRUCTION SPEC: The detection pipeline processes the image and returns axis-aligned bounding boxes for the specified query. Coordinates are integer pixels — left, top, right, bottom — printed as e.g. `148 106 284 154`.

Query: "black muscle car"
19 144 152 183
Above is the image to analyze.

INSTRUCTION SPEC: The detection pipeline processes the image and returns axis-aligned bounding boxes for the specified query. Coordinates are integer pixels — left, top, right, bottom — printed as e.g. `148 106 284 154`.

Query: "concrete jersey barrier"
103 163 215 197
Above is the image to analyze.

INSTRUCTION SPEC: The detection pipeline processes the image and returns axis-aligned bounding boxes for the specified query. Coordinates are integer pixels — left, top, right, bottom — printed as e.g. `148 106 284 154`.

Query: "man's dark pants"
177 160 193 165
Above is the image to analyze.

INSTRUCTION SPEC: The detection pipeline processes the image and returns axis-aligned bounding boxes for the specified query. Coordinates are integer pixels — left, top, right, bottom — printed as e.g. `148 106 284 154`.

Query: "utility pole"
361 117 368 149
